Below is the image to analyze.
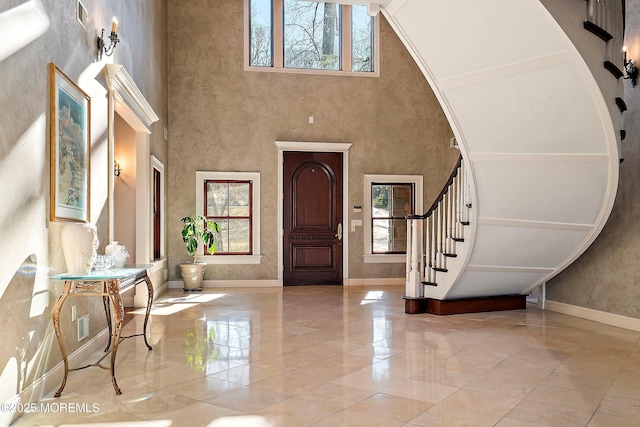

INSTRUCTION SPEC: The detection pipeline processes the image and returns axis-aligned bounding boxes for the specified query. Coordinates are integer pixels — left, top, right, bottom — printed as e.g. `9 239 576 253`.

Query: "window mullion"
273 0 284 68
342 5 352 72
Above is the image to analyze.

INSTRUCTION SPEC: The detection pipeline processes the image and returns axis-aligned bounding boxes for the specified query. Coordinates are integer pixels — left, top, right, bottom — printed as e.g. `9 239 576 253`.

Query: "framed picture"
49 63 91 222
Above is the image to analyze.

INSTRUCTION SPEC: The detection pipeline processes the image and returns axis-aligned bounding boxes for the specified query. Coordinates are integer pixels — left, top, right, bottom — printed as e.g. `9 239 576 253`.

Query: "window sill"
195 255 262 265
364 254 406 264
244 65 380 78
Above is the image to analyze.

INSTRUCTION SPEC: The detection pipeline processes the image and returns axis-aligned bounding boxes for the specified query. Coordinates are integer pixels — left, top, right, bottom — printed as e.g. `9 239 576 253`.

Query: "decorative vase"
105 241 129 268
179 263 206 291
61 222 98 275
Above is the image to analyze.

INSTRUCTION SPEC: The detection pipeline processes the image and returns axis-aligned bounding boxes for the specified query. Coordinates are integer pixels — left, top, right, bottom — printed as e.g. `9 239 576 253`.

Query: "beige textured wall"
0 0 167 414
167 0 458 282
546 1 640 319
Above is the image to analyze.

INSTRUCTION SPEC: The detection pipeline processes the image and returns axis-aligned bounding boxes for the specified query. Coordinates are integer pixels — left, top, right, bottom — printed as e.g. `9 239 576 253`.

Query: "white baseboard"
154 281 169 295
168 278 405 289
344 277 404 286
5 328 109 424
168 279 281 289
544 300 640 332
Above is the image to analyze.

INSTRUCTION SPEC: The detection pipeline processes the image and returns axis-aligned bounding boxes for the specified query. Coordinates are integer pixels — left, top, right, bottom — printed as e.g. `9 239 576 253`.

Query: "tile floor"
12 285 640 426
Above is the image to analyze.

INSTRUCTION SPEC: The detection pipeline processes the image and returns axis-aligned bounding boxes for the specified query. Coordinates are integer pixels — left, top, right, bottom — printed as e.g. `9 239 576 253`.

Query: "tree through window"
205 180 252 254
248 0 376 74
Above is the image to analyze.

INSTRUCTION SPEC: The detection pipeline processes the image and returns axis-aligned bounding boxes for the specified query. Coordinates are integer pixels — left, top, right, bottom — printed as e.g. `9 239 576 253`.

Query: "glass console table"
51 265 153 396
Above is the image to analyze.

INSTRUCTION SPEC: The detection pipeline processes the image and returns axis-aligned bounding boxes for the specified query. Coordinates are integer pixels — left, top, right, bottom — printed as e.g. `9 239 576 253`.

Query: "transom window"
247 0 378 75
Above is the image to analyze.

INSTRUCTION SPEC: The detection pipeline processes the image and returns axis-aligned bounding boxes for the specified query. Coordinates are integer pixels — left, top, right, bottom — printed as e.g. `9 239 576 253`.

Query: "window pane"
214 219 229 253
229 219 251 252
372 184 390 218
391 219 407 252
372 219 391 253
372 219 408 253
250 0 272 66
206 182 229 216
352 5 373 72
229 183 250 216
391 185 413 217
284 1 341 70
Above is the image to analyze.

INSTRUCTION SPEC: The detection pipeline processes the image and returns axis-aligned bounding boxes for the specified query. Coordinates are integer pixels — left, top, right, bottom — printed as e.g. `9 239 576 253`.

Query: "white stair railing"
405 156 469 298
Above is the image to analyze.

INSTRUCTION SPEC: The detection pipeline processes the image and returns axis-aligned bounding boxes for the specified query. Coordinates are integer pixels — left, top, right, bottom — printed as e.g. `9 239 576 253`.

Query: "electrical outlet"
71 305 77 322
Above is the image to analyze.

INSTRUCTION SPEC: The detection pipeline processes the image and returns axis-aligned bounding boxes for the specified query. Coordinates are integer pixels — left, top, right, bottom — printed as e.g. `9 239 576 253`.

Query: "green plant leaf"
181 215 221 256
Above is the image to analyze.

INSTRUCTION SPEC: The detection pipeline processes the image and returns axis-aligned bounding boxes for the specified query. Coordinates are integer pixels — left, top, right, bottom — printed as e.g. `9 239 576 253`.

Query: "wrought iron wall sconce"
623 46 638 87
97 17 120 60
114 160 122 178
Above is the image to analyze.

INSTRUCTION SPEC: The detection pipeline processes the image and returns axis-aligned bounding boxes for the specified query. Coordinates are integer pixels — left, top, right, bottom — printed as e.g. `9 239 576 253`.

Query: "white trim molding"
545 300 640 332
169 279 279 288
100 64 159 258
103 64 159 127
345 277 404 286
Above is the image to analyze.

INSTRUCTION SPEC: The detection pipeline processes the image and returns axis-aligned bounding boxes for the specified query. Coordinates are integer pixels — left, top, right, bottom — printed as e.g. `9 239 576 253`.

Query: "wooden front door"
283 152 343 285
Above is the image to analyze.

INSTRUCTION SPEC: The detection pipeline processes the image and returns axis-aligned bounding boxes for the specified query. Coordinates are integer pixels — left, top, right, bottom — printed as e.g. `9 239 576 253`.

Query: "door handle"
335 223 342 241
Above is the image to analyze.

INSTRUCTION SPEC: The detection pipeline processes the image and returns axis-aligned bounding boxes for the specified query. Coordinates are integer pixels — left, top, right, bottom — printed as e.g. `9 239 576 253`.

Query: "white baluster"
406 217 412 295
409 218 421 297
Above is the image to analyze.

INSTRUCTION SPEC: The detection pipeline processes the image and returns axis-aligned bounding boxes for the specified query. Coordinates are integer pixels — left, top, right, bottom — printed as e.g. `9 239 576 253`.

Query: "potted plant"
179 215 220 291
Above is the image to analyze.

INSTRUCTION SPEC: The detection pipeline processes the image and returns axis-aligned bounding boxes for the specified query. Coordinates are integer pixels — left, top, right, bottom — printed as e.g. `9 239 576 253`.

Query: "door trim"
276 141 352 285
102 64 160 265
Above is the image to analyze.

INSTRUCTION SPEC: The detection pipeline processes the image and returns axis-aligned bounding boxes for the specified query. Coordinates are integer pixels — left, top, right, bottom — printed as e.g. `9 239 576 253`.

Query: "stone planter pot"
179 263 206 291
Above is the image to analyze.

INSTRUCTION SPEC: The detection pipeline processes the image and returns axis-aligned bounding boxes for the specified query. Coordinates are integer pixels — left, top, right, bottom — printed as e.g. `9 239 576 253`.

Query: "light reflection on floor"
12 285 640 427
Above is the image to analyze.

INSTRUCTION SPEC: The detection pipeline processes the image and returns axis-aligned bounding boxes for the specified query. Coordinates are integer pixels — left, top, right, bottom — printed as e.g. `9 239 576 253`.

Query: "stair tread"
583 20 613 41
604 61 624 79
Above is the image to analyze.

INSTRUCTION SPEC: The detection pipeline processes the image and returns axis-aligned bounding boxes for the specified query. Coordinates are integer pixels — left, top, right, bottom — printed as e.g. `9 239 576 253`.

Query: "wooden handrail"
407 153 463 219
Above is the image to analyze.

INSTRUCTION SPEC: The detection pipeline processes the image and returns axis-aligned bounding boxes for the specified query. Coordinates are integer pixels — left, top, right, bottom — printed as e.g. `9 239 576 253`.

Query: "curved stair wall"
382 0 621 302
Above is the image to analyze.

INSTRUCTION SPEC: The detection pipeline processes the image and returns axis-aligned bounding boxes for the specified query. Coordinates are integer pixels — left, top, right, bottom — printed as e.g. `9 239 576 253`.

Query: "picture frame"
49 63 91 222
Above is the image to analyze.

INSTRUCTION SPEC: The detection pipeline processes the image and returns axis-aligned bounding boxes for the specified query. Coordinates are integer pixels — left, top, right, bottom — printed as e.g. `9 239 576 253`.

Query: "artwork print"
49 63 91 222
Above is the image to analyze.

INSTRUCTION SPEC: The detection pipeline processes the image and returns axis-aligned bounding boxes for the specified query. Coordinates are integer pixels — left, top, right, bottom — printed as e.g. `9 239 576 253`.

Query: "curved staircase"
377 0 622 311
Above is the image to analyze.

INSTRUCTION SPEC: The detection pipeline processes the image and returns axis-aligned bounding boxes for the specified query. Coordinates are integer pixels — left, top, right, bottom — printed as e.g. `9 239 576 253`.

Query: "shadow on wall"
0 255 57 425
